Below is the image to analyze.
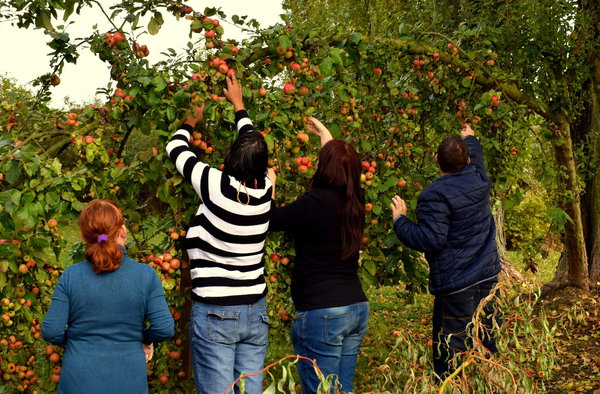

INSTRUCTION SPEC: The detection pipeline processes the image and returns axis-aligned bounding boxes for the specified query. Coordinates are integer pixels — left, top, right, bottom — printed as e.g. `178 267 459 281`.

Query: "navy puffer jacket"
394 136 500 295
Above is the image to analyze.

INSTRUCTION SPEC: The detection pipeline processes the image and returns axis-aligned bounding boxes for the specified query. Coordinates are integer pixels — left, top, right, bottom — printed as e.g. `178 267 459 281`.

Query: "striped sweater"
166 110 272 305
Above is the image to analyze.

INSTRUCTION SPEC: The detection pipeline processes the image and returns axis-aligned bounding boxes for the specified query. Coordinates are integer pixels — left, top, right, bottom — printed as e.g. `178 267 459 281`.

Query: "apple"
373 67 382 75
218 63 229 74
205 30 215 38
270 253 280 263
268 274 277 283
296 133 309 143
50 73 61 86
397 180 406 187
259 88 267 96
298 86 309 96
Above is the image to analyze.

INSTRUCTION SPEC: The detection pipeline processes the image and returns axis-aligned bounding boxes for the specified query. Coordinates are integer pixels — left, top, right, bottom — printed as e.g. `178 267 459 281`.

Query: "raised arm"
223 75 258 136
461 124 488 180
305 117 333 147
165 103 209 197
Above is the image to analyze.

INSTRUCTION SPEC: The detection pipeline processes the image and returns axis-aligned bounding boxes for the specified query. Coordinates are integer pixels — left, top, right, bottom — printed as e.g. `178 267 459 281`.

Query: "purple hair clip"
97 234 109 243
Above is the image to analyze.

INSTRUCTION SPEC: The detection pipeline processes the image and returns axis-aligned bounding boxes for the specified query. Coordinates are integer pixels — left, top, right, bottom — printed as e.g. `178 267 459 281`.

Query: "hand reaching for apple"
222 75 244 112
390 195 407 220
184 103 205 128
305 116 333 147
461 123 475 138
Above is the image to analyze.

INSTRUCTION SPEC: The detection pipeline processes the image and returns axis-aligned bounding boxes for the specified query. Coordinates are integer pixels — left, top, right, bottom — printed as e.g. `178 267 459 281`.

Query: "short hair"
223 132 268 184
436 135 469 173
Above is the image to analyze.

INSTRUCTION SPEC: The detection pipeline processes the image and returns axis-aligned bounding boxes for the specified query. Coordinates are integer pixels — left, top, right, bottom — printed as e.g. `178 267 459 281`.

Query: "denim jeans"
190 298 269 394
432 278 500 378
291 301 369 394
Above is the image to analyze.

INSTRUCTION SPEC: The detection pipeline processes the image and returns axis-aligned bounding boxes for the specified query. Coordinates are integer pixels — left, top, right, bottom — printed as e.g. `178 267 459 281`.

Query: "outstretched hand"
184 103 205 128
222 75 244 111
305 116 333 146
461 123 475 138
390 195 407 220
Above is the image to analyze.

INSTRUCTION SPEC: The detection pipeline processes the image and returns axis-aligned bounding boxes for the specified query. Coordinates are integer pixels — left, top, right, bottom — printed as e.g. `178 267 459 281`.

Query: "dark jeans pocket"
324 312 352 345
207 310 240 343
440 296 474 351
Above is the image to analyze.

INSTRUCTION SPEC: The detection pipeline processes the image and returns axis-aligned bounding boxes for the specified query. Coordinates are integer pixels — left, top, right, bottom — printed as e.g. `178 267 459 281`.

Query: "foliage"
0 0 597 391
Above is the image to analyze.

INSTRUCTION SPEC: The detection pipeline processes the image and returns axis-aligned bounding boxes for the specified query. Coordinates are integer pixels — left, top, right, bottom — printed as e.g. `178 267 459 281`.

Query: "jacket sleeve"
464 135 489 183
41 271 70 345
165 123 210 198
235 109 257 135
142 271 175 345
269 194 310 232
393 190 450 253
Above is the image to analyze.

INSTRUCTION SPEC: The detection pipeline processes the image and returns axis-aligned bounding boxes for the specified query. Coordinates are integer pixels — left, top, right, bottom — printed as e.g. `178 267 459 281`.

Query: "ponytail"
78 200 124 273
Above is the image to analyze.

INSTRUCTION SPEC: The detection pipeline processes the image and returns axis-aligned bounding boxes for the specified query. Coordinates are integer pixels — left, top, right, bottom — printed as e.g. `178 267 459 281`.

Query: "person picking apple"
390 123 501 379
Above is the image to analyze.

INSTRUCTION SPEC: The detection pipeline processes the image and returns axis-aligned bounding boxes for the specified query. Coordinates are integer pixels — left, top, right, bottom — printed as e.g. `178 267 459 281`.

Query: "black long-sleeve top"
269 188 367 311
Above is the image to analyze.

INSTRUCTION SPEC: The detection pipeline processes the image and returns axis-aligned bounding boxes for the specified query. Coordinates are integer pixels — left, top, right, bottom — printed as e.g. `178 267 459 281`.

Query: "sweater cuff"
180 123 194 133
234 109 249 123
393 214 405 223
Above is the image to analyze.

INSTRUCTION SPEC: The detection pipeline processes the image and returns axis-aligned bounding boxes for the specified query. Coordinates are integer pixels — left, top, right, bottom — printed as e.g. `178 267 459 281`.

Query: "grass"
262 250 564 393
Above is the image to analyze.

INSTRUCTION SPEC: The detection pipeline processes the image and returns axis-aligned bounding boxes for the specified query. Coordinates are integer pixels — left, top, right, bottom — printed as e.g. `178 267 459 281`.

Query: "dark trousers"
432 279 500 378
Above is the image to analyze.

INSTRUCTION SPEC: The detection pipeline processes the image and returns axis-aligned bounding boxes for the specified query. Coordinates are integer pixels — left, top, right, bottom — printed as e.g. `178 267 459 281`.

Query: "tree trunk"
550 120 589 290
580 54 600 284
493 203 525 282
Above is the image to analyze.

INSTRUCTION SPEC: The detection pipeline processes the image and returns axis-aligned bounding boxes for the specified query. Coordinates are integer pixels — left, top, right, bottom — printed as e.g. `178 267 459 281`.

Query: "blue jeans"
190 298 269 394
291 302 369 394
432 279 500 378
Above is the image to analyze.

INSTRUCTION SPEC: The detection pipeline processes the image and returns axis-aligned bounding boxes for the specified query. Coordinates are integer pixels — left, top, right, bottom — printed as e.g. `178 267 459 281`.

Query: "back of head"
223 132 268 185
437 135 469 173
313 140 365 260
78 200 124 273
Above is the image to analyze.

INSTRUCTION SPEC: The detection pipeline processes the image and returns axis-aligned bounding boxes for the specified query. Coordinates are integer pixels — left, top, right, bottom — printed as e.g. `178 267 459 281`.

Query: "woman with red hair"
269 118 369 394
42 200 174 394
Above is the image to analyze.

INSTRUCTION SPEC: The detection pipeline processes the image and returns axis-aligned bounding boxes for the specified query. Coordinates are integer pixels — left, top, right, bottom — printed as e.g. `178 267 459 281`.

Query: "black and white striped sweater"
166 110 272 305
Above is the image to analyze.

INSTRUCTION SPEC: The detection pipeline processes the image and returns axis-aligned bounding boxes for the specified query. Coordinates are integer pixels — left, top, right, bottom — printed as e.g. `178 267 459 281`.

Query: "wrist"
233 102 245 112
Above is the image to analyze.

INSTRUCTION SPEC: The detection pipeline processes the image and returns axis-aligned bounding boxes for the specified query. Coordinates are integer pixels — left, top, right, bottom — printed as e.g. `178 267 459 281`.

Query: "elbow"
41 326 65 345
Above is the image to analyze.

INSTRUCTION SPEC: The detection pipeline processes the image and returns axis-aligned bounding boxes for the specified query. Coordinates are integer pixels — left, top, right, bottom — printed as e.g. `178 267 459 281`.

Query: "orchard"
0 0 599 392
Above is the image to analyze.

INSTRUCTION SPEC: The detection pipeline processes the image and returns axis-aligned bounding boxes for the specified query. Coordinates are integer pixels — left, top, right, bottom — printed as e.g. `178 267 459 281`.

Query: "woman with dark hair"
269 117 369 394
166 75 273 394
42 200 174 394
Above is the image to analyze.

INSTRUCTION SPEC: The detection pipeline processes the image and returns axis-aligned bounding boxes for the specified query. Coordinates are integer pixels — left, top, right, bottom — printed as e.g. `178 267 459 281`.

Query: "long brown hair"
78 200 124 273
312 140 365 260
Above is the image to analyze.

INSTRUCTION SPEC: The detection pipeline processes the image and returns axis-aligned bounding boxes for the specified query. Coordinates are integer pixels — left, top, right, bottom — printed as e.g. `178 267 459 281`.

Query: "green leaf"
278 35 292 50
173 90 190 108
35 10 54 31
152 76 167 92
166 107 176 122
461 76 472 88
349 32 361 44
330 48 343 65
319 58 333 75
5 160 20 184
148 13 164 35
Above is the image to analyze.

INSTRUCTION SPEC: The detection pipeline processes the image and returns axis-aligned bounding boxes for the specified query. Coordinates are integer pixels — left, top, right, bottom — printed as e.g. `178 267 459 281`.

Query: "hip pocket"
440 296 474 342
324 311 352 345
207 310 240 343
250 313 270 345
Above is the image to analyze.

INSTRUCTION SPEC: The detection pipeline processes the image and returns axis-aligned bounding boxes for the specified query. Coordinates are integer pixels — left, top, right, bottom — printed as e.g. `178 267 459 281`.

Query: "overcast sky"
0 1 284 108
